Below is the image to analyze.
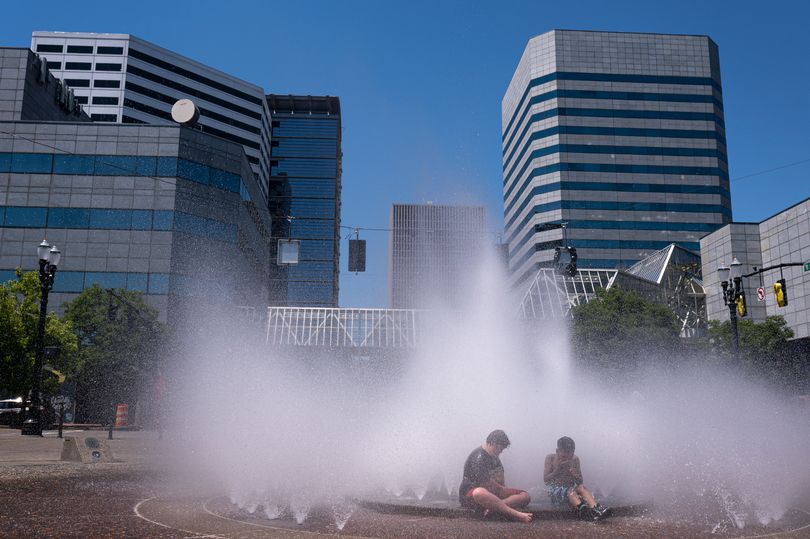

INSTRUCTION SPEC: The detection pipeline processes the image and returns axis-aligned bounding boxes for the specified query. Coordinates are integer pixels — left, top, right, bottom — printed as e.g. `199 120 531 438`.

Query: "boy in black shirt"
459 429 532 522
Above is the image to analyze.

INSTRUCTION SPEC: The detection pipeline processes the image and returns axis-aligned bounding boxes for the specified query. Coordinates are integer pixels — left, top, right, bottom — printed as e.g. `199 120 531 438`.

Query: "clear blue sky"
3 0 809 307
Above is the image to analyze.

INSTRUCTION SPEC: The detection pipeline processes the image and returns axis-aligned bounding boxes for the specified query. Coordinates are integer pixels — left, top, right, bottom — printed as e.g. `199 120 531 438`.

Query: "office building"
502 30 731 290
266 94 341 307
30 32 272 201
0 48 273 325
388 203 486 309
701 197 810 339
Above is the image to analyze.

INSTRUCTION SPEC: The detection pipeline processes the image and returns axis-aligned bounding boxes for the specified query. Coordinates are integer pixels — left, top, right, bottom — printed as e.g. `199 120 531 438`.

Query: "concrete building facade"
30 32 272 202
700 198 810 339
502 30 731 291
388 203 486 309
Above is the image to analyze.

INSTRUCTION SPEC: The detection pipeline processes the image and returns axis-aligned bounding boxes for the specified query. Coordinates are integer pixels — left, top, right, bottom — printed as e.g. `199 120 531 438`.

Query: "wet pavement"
1 428 809 538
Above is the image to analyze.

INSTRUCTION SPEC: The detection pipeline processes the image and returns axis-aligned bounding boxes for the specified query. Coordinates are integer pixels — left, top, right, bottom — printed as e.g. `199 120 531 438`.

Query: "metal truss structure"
519 268 619 319
265 307 424 349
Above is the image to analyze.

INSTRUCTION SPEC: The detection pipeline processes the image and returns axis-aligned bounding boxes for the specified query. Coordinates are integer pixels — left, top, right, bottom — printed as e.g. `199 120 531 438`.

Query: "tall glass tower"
266 95 342 307
502 30 731 290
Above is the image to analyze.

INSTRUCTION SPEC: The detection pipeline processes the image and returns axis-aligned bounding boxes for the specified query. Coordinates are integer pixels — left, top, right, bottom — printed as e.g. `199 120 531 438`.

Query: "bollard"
57 403 64 439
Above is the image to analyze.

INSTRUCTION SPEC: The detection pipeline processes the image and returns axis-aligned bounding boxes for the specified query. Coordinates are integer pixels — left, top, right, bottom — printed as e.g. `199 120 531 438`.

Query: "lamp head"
717 265 730 282
37 240 51 261
730 257 742 279
48 246 61 267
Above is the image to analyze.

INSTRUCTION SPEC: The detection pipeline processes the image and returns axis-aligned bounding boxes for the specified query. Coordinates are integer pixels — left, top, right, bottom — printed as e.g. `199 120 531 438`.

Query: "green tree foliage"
707 316 802 388
62 285 166 422
570 287 681 369
0 270 79 398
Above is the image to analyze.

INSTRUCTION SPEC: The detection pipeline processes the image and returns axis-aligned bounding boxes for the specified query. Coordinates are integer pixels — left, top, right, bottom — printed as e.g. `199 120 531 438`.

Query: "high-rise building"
0 47 273 325
266 95 341 307
388 203 486 309
502 30 731 290
30 32 272 201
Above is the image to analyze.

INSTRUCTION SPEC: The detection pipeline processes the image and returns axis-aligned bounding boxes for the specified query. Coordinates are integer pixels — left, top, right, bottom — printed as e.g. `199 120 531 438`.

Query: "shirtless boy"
459 429 533 522
543 436 611 521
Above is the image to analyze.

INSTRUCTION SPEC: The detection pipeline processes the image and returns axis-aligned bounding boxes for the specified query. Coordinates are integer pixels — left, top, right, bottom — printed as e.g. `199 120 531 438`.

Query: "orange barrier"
114 404 129 427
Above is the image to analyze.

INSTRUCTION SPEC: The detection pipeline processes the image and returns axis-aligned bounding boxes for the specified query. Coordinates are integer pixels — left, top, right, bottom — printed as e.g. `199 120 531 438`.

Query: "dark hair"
557 436 575 452
486 429 510 448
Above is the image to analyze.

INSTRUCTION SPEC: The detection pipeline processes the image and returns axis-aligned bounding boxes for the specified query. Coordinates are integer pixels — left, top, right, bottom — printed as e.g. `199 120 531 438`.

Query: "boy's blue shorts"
547 484 573 505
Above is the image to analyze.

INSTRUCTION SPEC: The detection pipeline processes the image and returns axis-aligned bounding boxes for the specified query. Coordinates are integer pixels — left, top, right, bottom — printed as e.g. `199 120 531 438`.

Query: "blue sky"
3 0 809 307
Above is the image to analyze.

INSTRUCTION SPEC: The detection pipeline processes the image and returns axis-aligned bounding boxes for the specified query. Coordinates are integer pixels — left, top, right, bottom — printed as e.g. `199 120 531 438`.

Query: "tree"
707 316 802 388
570 287 681 369
62 285 166 423
0 270 79 399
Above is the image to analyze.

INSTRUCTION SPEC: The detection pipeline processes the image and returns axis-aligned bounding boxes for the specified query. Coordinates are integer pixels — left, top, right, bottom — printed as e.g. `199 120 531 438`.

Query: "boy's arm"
570 456 583 484
543 454 558 484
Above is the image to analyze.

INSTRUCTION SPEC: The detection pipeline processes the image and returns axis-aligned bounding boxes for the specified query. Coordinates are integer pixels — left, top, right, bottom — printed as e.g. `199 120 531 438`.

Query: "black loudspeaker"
348 239 366 272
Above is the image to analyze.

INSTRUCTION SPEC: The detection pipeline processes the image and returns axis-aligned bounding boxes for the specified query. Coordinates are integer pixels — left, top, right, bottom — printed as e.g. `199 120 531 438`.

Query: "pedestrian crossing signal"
773 279 788 307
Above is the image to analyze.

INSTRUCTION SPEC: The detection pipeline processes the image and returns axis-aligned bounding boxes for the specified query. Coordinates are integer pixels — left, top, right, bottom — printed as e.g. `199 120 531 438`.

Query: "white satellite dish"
171 99 200 126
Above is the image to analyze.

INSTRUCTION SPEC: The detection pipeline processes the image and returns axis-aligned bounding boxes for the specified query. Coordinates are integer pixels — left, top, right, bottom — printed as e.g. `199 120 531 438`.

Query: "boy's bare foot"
515 511 533 523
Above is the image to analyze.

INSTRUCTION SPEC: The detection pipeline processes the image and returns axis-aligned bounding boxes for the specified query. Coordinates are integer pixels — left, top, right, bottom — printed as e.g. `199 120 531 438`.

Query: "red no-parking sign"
756 287 766 301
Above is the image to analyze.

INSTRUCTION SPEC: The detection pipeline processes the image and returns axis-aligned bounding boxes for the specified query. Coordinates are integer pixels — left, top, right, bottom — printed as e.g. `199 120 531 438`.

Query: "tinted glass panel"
51 271 84 293
95 155 137 175
92 96 119 105
64 78 90 87
148 274 169 294
156 157 178 176
177 159 210 184
85 272 127 289
46 61 61 70
93 79 121 88
65 62 92 70
48 208 90 228
126 273 148 292
210 169 240 192
96 46 124 54
53 154 95 174
36 44 63 53
75 95 89 104
90 209 131 229
95 63 122 72
0 153 11 172
91 114 117 122
152 211 174 230
66 45 93 54
11 153 52 173
131 210 151 230
5 207 47 227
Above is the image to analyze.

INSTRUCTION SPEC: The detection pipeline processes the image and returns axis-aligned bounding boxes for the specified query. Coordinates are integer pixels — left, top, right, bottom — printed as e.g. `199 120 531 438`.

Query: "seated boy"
543 436 611 521
459 429 532 522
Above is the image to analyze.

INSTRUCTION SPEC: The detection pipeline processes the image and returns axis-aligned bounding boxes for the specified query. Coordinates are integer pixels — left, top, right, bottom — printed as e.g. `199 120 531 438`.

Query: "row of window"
0 153 243 194
270 138 338 158
122 98 261 150
36 44 124 55
504 105 725 156
127 48 262 106
0 206 237 243
504 70 723 142
268 177 337 199
505 179 731 228
124 81 260 135
504 142 727 185
90 114 118 122
504 160 729 202
506 200 731 244
126 64 261 121
0 270 168 294
63 78 121 88
503 123 725 166
56 62 121 72
270 117 340 139
270 158 338 178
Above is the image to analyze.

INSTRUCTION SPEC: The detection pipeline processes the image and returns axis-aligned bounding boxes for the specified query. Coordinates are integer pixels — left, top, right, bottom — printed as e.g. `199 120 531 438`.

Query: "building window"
90 113 118 122
96 46 124 55
95 63 122 72
66 45 94 54
75 95 89 104
65 62 92 70
36 44 63 53
64 78 90 87
92 96 119 105
46 61 61 70
94 79 121 88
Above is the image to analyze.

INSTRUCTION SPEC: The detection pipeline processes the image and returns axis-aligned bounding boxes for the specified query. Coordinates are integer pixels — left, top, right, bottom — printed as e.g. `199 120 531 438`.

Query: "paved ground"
1 428 809 538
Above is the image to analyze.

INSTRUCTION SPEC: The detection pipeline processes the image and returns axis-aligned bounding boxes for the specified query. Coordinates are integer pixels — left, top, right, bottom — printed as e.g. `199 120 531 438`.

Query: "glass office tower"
266 95 341 307
502 30 731 290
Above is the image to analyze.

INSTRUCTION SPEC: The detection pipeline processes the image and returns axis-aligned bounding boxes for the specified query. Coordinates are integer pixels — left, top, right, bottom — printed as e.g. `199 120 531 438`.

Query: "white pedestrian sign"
757 287 766 301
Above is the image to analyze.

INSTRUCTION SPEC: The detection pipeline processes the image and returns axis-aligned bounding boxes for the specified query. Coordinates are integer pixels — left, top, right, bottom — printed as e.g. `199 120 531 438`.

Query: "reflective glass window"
0 270 17 284
288 199 335 219
298 240 334 260
290 219 335 239
131 210 151 230
85 272 127 289
64 78 90 87
46 61 61 70
90 209 131 229
126 273 148 292
0 153 10 172
94 155 137 175
92 96 119 105
177 159 210 184
90 114 117 122
94 79 121 88
210 169 240 192
36 44 63 53
11 153 52 173
96 46 124 54
65 62 91 70
148 273 169 294
48 208 90 228
95 63 122 72
152 211 173 230
51 271 84 293
66 45 93 54
53 154 95 174
134 156 157 176
157 157 178 177
5 207 47 227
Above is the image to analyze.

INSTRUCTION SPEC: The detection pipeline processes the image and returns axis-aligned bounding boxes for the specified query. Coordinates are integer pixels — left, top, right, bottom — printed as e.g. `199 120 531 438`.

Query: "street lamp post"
717 257 743 362
21 240 61 436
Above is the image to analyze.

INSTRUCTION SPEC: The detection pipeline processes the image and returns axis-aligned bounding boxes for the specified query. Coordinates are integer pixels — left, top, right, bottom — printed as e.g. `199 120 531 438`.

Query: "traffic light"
735 291 747 317
773 279 788 307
